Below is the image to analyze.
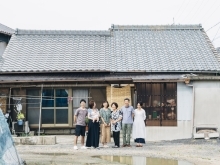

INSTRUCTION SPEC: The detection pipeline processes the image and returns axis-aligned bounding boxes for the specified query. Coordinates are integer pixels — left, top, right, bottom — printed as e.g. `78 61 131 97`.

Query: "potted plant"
17 112 25 125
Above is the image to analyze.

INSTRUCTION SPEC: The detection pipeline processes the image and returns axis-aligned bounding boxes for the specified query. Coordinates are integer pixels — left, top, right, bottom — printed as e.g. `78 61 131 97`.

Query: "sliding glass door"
27 88 71 127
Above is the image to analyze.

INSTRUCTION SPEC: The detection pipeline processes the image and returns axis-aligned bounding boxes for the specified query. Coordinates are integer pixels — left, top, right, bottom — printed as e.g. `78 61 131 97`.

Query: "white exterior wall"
145 82 193 141
0 42 7 56
194 81 220 134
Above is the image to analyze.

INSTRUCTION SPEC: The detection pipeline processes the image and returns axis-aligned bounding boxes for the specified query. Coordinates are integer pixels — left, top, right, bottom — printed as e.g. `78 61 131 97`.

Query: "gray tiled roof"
1 24 220 73
217 47 220 55
0 23 14 35
109 25 220 72
216 47 220 59
2 30 110 72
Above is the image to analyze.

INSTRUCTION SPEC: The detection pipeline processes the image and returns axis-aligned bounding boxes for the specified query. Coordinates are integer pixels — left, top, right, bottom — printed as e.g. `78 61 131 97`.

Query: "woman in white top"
86 100 100 149
132 101 146 147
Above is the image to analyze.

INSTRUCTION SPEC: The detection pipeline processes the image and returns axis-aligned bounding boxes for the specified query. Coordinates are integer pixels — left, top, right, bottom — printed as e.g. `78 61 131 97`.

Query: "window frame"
26 88 72 128
41 88 71 127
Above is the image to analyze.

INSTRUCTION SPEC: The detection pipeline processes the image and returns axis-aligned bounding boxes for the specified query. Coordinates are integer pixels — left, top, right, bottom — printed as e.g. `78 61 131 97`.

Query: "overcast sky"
1 0 220 47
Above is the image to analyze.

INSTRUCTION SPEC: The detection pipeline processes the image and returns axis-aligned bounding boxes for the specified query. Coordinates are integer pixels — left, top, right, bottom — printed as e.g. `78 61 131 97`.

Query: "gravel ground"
15 135 220 165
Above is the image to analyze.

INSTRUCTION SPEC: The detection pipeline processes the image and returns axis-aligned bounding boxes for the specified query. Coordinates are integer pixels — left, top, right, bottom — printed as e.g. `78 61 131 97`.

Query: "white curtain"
72 89 88 113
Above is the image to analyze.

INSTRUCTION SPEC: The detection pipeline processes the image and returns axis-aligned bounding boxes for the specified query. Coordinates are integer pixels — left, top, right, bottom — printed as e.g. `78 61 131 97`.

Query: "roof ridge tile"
15 29 111 36
111 24 202 30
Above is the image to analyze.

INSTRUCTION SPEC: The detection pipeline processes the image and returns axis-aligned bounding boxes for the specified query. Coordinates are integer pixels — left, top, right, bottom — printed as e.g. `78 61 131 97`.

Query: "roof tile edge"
201 29 220 64
0 23 15 35
111 24 203 30
15 28 111 36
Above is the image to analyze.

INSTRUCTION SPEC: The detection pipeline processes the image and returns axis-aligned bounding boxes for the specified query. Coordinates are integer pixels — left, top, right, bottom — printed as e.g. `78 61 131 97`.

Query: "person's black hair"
111 102 118 109
80 99 86 104
137 101 143 107
124 98 130 102
101 100 109 108
89 100 95 109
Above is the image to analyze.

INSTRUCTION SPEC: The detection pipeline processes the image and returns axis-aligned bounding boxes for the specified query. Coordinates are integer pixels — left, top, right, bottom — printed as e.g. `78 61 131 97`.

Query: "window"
42 89 69 125
27 88 69 126
136 82 177 126
26 87 107 127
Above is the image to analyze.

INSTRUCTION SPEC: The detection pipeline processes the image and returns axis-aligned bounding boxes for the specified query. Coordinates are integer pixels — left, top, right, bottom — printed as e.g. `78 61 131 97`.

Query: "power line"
212 25 220 42
206 21 220 32
213 36 220 42
174 0 186 19
188 0 206 22
198 0 218 23
183 0 202 23
175 0 191 23
203 1 220 24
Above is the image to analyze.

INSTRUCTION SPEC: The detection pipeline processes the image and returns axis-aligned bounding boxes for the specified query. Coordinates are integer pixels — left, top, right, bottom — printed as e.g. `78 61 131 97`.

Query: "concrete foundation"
13 136 56 145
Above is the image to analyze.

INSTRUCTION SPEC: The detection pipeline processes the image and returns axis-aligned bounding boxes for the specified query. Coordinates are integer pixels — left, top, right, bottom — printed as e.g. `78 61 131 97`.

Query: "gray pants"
122 123 132 145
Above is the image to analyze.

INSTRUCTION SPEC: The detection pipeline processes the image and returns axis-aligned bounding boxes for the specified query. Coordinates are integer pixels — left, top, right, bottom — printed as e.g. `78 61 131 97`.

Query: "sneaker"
127 144 131 147
81 146 87 149
96 147 100 150
103 145 109 148
73 146 78 150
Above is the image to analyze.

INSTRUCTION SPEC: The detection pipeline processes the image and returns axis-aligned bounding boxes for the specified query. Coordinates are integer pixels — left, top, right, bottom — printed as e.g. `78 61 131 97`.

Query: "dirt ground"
15 135 220 165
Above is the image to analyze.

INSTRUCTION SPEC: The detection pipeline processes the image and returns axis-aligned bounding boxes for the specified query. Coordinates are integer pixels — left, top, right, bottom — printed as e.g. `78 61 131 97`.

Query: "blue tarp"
0 110 24 165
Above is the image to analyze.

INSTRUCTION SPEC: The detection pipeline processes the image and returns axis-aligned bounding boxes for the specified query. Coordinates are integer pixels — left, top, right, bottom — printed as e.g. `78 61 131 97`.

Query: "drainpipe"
186 82 195 138
38 84 43 136
110 84 113 104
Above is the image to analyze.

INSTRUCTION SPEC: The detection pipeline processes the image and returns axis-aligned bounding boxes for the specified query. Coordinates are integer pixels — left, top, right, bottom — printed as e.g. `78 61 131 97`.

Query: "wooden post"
38 84 43 136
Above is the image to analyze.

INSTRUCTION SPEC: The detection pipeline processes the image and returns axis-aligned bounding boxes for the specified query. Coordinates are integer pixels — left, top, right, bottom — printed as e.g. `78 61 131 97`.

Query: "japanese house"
0 24 220 141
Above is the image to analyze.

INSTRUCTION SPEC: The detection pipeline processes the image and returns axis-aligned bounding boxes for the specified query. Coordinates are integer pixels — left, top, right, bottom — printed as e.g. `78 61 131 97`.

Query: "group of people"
73 98 146 150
